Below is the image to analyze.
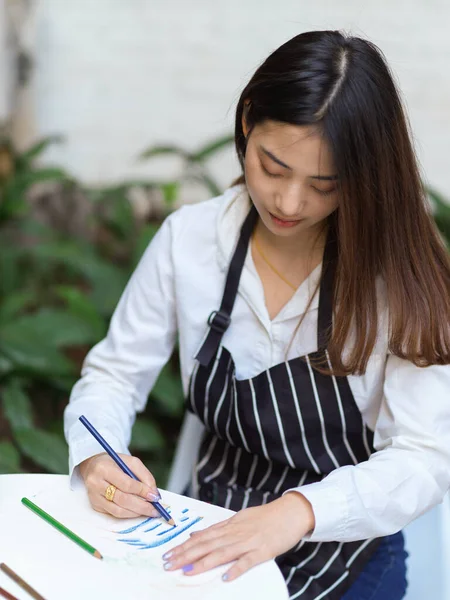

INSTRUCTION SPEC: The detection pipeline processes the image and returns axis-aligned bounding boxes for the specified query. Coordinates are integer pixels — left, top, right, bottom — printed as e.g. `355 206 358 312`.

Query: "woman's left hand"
161 492 315 582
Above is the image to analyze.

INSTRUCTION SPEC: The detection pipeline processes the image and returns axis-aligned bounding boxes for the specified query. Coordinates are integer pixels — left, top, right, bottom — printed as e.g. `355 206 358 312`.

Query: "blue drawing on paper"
115 508 203 550
116 517 153 535
145 522 162 532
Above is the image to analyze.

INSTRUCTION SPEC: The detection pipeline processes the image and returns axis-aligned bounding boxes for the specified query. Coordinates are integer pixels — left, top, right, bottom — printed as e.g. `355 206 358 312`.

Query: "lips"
269 212 303 228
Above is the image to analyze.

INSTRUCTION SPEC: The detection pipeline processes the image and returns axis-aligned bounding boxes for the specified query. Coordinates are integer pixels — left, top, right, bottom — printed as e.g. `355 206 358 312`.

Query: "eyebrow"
260 146 338 180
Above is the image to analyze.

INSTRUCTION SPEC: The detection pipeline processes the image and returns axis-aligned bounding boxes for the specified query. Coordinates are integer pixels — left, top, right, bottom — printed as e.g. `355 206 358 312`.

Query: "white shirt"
64 184 450 543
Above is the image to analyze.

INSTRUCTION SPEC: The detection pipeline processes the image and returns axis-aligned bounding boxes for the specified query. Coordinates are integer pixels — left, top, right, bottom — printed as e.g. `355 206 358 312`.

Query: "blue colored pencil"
79 415 175 526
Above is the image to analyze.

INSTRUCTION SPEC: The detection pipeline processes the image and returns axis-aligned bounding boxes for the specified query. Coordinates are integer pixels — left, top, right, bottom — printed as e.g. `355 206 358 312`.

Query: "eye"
261 163 282 178
312 186 336 197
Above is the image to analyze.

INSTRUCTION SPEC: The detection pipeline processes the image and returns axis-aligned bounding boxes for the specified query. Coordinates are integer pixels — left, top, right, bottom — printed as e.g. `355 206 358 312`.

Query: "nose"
274 183 305 218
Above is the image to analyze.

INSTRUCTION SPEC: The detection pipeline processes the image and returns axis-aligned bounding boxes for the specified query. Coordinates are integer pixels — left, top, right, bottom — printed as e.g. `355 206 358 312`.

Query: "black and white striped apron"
186 206 381 599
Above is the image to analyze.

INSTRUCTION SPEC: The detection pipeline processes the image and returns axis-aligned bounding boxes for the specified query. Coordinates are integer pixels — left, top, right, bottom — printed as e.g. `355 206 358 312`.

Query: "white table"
0 474 288 600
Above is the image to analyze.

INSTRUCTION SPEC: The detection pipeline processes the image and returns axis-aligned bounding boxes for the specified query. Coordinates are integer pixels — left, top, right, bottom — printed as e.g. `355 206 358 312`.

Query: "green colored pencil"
21 497 102 560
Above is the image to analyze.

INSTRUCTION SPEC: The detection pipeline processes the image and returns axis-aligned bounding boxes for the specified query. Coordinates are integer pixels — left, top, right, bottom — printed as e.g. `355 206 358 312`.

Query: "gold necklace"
253 233 297 291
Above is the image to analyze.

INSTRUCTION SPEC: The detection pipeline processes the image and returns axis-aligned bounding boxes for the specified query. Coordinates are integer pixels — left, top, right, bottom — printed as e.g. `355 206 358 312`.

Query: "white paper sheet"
0 481 288 600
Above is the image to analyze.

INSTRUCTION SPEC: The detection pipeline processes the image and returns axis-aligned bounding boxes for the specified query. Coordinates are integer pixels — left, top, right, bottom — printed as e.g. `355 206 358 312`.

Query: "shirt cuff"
283 478 349 542
68 431 130 490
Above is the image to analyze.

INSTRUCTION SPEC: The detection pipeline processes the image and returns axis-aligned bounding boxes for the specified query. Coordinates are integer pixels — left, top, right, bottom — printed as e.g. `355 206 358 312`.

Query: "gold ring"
105 484 117 502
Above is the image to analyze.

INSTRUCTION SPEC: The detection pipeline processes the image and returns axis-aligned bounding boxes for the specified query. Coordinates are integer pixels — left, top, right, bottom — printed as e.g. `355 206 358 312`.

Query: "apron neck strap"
195 204 258 366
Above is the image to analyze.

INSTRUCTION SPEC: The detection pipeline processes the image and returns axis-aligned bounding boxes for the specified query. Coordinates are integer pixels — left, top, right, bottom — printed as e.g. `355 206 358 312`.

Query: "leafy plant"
0 136 76 473
139 133 234 201
0 137 187 481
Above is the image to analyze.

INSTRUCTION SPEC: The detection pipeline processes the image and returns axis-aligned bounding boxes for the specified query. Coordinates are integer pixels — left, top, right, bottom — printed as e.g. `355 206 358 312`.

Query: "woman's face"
243 119 339 238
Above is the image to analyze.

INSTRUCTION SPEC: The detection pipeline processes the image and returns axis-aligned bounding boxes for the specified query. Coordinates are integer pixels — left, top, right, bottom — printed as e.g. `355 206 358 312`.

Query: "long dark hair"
233 30 450 375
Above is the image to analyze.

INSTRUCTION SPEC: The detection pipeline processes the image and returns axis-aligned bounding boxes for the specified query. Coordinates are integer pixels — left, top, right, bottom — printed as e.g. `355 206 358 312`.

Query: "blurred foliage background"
0 130 449 485
0 133 232 484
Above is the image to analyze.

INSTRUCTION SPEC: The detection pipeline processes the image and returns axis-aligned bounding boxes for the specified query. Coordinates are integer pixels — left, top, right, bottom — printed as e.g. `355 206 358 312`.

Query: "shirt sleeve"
64 212 178 487
284 355 450 542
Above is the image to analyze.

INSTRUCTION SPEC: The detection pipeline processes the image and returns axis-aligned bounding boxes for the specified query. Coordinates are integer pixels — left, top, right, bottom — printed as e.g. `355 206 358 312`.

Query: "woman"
64 30 450 599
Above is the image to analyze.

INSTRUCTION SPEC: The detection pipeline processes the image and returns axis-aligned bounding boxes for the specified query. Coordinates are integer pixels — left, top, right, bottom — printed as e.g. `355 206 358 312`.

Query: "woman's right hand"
79 452 162 519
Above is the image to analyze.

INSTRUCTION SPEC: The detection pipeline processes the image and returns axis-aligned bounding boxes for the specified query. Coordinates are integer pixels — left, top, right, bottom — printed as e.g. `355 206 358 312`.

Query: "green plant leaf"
55 286 106 340
0 167 69 222
45 418 66 438
0 309 100 349
14 428 68 474
139 145 189 160
130 418 166 452
132 222 160 266
3 167 68 201
16 135 64 168
18 216 56 240
0 190 28 221
0 290 33 324
50 375 77 393
191 134 234 162
101 188 135 239
33 239 103 273
151 365 184 417
0 246 23 296
188 171 222 197
0 441 21 474
0 353 14 380
428 187 450 247
427 187 450 210
143 457 171 489
33 241 128 315
2 379 34 431
0 328 74 377
15 167 69 186
88 267 128 316
161 181 179 206
434 215 450 248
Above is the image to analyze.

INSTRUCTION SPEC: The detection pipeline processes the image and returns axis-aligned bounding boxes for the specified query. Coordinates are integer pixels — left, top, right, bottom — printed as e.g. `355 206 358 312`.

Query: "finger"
163 536 236 572
83 453 159 501
112 487 161 518
164 525 228 559
170 543 245 576
123 455 158 492
93 495 143 519
82 456 155 501
222 552 263 582
104 462 160 502
189 519 229 538
87 475 161 519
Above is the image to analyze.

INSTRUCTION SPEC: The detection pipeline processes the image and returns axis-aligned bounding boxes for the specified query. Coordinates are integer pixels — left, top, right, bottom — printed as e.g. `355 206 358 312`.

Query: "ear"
241 100 251 138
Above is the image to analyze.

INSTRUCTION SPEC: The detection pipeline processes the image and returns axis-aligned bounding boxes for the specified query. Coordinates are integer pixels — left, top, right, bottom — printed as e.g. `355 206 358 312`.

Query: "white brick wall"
23 0 450 200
